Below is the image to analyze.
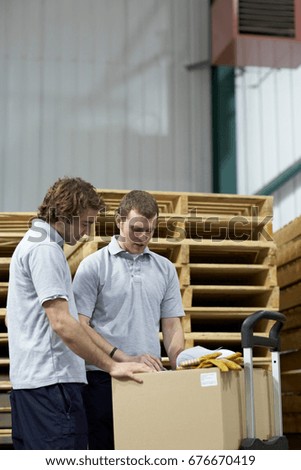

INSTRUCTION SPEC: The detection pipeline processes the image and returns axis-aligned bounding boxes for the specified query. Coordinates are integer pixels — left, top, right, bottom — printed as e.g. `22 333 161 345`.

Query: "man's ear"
115 214 120 229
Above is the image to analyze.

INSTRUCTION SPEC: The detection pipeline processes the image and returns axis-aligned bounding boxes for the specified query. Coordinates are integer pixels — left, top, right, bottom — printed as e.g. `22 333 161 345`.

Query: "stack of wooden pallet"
0 190 279 448
68 189 279 356
274 216 301 438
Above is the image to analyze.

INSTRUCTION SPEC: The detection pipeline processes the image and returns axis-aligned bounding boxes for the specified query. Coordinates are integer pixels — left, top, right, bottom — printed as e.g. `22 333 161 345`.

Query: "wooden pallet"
0 429 12 447
0 393 11 428
274 215 301 435
0 190 278 445
97 189 273 216
0 374 11 448
0 212 35 233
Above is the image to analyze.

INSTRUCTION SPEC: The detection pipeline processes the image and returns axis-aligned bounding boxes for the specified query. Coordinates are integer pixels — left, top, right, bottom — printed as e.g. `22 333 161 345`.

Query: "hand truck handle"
241 310 286 351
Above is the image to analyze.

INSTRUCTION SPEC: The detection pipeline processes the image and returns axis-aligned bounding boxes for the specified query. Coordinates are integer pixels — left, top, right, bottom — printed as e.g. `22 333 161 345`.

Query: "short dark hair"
37 177 105 223
116 190 158 220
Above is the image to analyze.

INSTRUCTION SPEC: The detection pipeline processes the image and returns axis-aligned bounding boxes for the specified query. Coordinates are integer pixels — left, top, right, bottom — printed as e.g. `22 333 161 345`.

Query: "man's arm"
79 314 163 371
161 317 185 369
44 298 152 382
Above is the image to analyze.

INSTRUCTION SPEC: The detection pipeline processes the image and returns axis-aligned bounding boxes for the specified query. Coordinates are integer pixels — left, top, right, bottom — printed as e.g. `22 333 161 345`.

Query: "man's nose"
83 226 91 236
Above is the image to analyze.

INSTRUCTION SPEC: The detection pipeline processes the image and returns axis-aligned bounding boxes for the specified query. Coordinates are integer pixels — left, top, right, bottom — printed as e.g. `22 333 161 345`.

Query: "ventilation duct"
211 0 301 68
238 0 295 38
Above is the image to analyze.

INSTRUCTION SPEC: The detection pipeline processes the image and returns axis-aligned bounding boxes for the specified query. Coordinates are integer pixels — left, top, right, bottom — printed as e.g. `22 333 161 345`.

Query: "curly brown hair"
116 190 158 221
37 177 106 223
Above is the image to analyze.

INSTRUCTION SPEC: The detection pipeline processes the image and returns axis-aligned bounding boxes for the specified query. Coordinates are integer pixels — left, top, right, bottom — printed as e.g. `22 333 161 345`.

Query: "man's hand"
130 354 164 371
110 362 154 383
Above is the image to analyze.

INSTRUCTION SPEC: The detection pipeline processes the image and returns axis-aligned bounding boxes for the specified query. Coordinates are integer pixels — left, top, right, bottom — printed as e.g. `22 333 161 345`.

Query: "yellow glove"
177 351 243 372
198 357 242 372
177 352 222 369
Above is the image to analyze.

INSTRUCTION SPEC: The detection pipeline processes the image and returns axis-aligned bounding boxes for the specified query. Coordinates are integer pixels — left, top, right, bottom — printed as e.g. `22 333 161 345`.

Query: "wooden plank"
283 414 301 434
0 412 11 428
282 394 301 413
0 333 8 344
0 308 6 320
182 286 193 308
97 190 184 215
97 214 273 241
274 214 301 246
185 307 278 321
179 310 191 333
278 258 301 288
189 264 276 287
0 382 11 391
0 429 12 446
184 332 243 343
176 265 190 288
187 240 276 266
191 285 275 294
184 331 268 342
282 371 301 393
276 238 301 268
97 190 273 218
281 350 301 371
0 212 35 233
0 233 23 245
0 258 10 273
280 282 301 310
186 193 273 218
281 306 301 330
281 327 301 351
180 332 272 357
93 236 276 251
158 214 272 241
0 394 10 407
65 242 86 277
190 285 279 309
0 283 8 301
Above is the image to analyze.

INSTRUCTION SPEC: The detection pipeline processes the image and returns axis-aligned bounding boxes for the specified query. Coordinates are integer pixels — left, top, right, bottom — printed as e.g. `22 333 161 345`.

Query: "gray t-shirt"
6 219 86 389
73 236 184 371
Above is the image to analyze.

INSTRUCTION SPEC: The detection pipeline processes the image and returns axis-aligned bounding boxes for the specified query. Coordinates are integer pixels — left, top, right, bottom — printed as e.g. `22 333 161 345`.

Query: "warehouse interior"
1 0 301 451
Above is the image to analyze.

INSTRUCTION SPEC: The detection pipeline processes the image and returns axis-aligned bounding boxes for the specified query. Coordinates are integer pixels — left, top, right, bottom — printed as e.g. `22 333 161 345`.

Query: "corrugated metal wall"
0 0 212 212
235 64 301 231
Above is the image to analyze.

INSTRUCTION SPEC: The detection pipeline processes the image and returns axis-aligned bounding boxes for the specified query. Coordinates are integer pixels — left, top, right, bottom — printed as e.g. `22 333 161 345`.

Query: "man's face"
118 209 157 254
63 208 98 246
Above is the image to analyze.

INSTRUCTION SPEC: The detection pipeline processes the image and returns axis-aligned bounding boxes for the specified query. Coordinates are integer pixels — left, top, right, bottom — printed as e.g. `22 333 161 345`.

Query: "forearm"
165 334 184 369
162 318 185 369
44 299 152 382
79 315 163 369
79 316 132 362
57 315 115 372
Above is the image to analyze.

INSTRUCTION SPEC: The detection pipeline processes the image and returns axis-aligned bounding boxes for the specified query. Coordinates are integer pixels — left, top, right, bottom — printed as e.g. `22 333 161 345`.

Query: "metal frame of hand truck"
239 310 289 450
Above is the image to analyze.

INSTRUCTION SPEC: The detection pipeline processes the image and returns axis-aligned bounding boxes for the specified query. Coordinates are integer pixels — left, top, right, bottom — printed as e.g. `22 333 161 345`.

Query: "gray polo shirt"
6 219 86 389
73 236 184 371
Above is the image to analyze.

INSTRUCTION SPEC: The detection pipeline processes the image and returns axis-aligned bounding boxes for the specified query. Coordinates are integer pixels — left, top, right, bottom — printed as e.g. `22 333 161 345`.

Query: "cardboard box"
112 368 274 450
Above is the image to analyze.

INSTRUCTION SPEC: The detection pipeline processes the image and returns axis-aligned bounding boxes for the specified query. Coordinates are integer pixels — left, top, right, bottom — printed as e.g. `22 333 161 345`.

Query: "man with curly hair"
6 177 151 450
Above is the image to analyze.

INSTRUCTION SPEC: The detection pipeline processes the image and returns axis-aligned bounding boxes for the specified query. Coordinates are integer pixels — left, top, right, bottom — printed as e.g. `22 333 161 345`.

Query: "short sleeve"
160 264 185 319
28 244 69 305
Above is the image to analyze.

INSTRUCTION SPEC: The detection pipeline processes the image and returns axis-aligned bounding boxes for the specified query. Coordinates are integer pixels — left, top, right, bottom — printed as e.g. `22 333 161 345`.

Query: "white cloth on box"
176 346 236 367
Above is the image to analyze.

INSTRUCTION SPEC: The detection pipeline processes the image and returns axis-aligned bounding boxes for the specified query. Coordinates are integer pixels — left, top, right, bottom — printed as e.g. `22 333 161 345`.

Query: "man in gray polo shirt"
6 177 151 450
73 190 185 449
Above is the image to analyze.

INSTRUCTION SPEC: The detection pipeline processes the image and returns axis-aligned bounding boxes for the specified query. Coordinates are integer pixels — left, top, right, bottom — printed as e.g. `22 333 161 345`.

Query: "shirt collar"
108 235 151 257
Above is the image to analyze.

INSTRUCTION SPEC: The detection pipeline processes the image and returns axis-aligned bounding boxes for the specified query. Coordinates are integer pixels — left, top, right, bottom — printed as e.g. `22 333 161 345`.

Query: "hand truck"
239 310 289 450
